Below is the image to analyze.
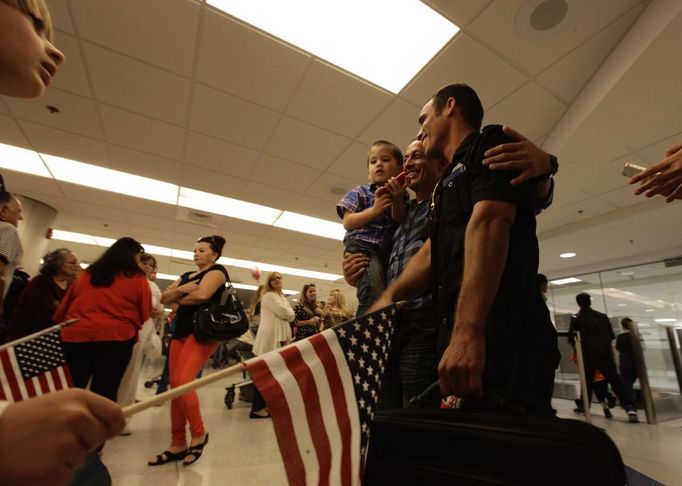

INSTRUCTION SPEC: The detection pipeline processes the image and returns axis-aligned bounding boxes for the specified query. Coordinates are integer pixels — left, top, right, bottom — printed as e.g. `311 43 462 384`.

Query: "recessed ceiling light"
559 252 576 258
616 303 627 307
645 309 654 312
207 0 459 93
619 271 635 276
655 318 678 323
550 277 581 285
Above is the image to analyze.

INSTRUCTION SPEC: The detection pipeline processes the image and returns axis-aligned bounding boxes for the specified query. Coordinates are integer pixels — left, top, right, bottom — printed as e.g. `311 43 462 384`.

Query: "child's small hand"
372 193 393 214
384 175 407 201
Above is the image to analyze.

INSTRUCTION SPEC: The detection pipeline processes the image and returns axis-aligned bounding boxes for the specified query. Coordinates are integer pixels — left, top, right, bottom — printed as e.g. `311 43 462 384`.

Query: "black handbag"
192 274 249 344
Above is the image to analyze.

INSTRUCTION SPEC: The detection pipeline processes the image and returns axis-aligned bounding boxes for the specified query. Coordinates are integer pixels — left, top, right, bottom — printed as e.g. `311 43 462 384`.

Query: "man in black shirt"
569 293 638 422
371 83 559 414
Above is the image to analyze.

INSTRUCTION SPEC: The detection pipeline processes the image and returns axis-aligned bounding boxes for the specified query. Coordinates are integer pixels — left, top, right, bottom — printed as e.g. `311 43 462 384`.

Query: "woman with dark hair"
53 237 151 403
149 235 228 467
5 248 80 341
293 283 322 340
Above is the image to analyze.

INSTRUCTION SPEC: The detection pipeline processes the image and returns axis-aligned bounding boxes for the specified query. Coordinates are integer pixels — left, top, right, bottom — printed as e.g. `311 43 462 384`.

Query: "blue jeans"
378 308 439 409
345 239 387 317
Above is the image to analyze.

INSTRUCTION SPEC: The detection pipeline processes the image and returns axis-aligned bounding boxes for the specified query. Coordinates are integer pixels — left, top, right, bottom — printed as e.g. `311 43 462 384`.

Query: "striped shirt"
0 222 23 300
386 198 431 310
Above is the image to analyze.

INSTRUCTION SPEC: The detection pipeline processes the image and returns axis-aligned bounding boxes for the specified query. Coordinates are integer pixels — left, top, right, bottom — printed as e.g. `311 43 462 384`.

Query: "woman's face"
59 252 80 278
0 2 64 98
305 286 317 302
327 293 336 306
193 242 217 267
270 274 283 291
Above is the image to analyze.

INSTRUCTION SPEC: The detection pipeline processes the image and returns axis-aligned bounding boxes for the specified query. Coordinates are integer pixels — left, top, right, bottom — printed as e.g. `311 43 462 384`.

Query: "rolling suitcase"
364 408 627 486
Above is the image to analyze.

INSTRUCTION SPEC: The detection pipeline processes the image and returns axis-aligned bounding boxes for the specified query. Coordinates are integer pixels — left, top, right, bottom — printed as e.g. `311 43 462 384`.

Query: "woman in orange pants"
148 235 228 467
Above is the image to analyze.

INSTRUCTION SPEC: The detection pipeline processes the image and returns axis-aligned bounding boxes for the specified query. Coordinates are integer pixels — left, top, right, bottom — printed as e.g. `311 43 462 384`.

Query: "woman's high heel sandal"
183 433 209 467
148 449 187 466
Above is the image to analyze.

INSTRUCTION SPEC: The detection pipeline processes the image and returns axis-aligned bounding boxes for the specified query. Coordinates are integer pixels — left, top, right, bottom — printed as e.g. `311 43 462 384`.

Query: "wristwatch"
538 155 559 181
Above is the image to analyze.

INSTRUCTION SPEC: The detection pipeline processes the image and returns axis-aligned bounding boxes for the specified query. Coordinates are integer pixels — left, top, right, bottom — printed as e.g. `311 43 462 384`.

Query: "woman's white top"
252 291 295 356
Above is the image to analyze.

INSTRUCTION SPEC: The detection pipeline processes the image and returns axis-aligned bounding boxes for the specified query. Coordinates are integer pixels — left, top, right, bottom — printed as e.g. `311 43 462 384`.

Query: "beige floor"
106 359 682 485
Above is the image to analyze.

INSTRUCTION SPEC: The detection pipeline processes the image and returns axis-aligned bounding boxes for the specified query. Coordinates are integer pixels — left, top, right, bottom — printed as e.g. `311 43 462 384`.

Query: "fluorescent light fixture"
645 309 654 312
156 272 179 281
617 303 627 307
51 229 343 282
273 211 345 240
655 318 677 323
559 252 577 258
0 142 51 177
178 187 281 225
550 277 582 285
41 154 179 204
208 0 458 94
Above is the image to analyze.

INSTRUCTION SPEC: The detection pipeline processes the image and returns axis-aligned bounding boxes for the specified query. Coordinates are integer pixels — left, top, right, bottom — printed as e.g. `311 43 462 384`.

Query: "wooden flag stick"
122 361 249 417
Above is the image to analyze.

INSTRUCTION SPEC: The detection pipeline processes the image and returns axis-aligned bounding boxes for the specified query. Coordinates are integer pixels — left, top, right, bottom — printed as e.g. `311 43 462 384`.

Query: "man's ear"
444 97 457 117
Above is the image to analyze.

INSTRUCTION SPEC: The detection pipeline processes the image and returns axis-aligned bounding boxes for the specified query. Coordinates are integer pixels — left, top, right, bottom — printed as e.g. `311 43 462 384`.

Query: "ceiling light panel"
0 143 51 177
178 187 282 225
41 154 179 204
207 0 459 94
274 211 345 240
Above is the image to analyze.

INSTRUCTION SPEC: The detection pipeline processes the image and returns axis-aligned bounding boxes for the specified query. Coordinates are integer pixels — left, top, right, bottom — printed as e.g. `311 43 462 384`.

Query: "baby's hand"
384 174 407 201
372 193 393 214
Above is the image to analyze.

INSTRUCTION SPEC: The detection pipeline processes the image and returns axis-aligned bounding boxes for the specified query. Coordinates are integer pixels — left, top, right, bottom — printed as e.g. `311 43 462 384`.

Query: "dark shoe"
603 408 613 419
607 395 617 409
148 449 187 466
249 411 271 419
183 433 209 467
627 411 639 423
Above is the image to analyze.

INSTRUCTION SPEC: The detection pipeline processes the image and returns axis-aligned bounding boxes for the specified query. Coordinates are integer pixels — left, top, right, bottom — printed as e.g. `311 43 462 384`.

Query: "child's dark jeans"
345 239 387 317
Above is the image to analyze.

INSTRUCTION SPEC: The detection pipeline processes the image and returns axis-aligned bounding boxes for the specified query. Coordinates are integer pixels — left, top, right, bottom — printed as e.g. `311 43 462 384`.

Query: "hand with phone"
629 143 682 202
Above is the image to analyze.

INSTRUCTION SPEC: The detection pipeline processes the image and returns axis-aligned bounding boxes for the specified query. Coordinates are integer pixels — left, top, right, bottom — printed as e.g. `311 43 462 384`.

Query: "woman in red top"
54 237 151 402
148 235 228 468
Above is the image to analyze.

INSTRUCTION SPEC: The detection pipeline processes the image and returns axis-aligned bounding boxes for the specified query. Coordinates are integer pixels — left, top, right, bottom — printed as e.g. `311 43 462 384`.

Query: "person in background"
5 248 79 341
247 284 265 327
250 271 295 418
322 289 354 329
616 317 640 412
149 235 228 467
54 237 151 403
0 2 124 484
117 253 164 434
292 282 322 340
0 191 24 340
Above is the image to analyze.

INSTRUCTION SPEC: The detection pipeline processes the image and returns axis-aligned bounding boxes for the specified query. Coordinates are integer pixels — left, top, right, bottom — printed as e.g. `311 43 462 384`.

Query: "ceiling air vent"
188 211 212 223
664 257 682 268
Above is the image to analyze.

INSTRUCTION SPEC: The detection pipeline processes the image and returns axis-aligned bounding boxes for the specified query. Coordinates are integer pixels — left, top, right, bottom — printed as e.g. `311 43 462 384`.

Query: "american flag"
0 327 72 402
247 305 396 486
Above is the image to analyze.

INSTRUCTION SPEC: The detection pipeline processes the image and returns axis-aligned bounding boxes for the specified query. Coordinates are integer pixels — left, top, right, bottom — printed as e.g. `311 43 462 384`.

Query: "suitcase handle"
408 381 525 414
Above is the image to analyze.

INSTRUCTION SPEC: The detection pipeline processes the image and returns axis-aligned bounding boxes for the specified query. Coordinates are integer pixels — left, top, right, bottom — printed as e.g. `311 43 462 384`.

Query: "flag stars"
361 344 369 353
362 381 369 391
353 323 361 331
349 336 358 346
363 330 371 339
358 358 365 369
346 351 355 361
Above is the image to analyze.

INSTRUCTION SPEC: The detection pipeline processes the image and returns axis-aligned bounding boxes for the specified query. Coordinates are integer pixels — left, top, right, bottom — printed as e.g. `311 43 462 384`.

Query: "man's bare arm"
438 200 516 397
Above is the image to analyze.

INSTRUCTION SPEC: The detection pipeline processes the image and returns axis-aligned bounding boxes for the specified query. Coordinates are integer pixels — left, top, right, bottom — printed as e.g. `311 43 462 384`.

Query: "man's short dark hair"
368 140 403 167
621 317 633 330
576 292 591 308
431 83 484 131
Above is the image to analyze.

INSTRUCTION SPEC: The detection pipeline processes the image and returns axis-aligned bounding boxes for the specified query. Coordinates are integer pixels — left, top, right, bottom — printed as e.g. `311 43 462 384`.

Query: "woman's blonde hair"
265 271 283 294
327 289 348 311
247 284 264 318
3 0 55 41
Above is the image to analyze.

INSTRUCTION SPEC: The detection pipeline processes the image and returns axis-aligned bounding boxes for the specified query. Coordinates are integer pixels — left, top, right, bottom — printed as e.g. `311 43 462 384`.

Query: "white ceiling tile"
48 0 75 34
537 6 643 104
128 224 175 242
51 32 92 97
69 204 127 225
221 231 261 247
285 244 331 258
106 145 182 183
358 98 421 148
84 43 191 126
484 82 565 141
4 172 63 199
237 180 298 209
55 182 123 208
423 0 493 26
634 132 682 166
121 197 176 219
327 142 371 184
250 155 321 193
287 60 392 138
19 121 109 165
468 0 645 75
180 164 244 199
0 114 31 148
283 195 340 222
259 227 310 245
578 153 647 196
99 105 184 160
184 131 259 179
189 84 280 151
548 197 619 226
68 0 200 76
196 10 310 111
265 117 350 170
124 211 176 232
402 34 527 109
303 172 359 205
596 185 646 209
3 89 103 139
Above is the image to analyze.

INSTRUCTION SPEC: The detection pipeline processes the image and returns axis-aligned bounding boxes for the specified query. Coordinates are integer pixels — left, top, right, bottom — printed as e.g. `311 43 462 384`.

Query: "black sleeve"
470 125 536 206
568 316 578 346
